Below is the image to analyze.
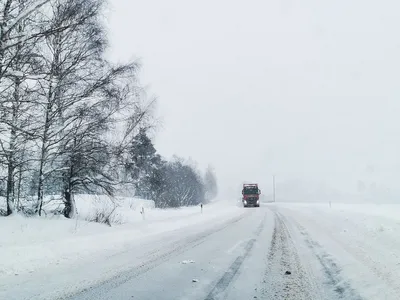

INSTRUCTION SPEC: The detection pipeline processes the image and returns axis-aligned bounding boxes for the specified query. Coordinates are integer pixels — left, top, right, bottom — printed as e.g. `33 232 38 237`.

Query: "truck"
242 183 261 207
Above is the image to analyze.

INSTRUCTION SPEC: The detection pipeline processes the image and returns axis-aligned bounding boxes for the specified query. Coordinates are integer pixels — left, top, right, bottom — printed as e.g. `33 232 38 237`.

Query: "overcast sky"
106 0 400 201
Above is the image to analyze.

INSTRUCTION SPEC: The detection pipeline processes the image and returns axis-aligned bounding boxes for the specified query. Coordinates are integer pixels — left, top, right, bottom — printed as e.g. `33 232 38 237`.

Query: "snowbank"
0 200 242 278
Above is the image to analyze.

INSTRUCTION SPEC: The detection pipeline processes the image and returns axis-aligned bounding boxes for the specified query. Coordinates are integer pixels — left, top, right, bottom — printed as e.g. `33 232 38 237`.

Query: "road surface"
1 205 368 300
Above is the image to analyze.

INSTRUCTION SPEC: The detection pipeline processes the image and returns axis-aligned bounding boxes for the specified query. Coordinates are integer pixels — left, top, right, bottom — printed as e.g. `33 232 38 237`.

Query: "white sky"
106 0 400 201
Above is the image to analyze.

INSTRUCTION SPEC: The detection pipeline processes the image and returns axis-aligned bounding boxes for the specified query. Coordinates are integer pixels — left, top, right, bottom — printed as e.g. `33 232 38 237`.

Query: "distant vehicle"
242 183 261 207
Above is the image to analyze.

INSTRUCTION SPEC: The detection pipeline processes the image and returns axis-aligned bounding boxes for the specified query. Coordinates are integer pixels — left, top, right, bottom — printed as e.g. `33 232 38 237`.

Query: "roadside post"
140 206 145 220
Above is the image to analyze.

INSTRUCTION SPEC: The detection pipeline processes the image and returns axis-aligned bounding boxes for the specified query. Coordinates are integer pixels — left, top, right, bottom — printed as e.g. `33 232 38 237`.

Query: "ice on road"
2 203 400 299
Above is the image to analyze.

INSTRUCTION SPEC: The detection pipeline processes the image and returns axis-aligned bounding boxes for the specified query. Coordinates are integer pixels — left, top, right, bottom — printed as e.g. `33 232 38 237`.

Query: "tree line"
124 129 218 208
0 0 217 218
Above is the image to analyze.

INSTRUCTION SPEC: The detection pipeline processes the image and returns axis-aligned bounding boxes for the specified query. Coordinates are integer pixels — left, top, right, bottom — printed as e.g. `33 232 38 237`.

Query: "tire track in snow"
261 212 320 300
65 212 249 300
204 212 267 300
297 209 400 298
283 214 365 300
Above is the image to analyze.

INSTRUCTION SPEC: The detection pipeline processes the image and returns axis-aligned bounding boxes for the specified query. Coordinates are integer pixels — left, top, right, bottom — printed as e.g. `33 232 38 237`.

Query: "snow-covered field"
0 196 242 279
270 202 400 300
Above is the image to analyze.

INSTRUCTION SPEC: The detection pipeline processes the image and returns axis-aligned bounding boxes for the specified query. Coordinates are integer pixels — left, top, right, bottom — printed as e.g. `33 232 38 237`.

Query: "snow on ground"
271 202 400 300
41 194 156 223
0 197 242 279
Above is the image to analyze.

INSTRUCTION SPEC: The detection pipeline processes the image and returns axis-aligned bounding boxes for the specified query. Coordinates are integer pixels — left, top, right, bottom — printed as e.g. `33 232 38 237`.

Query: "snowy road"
2 204 398 299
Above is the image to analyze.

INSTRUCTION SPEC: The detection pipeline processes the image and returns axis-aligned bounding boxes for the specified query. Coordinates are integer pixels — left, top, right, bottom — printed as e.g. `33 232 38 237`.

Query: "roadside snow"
41 194 155 223
271 202 400 300
0 199 242 278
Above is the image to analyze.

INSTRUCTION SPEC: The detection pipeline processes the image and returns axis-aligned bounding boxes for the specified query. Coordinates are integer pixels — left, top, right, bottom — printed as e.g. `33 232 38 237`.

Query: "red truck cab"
242 183 261 207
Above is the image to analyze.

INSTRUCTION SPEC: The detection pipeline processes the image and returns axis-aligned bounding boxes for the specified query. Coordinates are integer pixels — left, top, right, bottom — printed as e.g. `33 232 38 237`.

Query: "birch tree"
0 0 157 216
0 0 50 215
58 64 142 218
32 0 146 216
0 0 52 85
31 0 98 215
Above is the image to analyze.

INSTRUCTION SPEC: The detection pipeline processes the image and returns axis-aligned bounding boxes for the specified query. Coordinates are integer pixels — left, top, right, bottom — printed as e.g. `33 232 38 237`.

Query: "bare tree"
59 65 143 218
30 0 108 215
32 0 149 216
0 0 50 215
0 0 156 217
0 0 50 82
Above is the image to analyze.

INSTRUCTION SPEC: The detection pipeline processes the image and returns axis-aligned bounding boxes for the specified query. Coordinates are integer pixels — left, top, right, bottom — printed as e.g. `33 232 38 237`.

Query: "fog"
107 0 400 202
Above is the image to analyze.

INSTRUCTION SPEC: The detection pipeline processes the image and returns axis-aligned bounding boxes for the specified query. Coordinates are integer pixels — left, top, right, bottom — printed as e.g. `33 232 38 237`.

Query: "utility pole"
272 175 276 202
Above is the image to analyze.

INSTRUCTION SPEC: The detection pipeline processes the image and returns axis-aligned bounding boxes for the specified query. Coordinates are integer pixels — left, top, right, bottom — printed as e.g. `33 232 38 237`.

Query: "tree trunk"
6 163 14 215
63 188 76 218
6 76 21 215
37 31 62 216
63 165 76 219
37 107 51 216
16 163 23 211
0 0 13 79
37 170 44 215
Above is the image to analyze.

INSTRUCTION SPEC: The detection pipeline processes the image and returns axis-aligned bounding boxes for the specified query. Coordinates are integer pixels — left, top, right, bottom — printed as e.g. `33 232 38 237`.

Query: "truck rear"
242 183 261 207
